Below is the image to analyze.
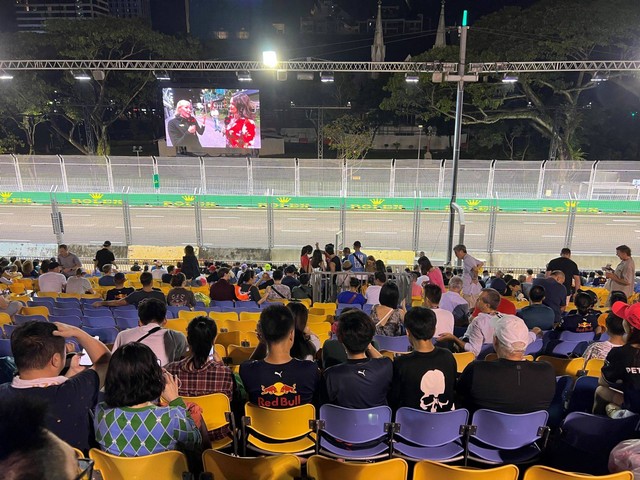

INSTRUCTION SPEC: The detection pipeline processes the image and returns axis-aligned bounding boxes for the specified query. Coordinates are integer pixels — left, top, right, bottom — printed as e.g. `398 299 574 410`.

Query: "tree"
381 0 640 160
324 114 375 160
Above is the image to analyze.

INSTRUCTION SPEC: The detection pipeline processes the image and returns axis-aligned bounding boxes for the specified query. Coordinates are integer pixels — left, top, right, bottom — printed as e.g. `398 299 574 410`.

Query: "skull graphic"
420 369 449 412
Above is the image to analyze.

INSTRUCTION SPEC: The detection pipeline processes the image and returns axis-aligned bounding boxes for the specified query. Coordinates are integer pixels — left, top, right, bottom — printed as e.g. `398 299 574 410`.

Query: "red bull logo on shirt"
259 382 300 407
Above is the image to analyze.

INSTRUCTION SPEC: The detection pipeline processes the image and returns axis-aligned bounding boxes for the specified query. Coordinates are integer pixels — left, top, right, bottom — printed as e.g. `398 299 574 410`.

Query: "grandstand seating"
89 449 188 480
524 466 632 480
414 461 519 480
307 455 408 480
181 393 235 452
202 450 301 480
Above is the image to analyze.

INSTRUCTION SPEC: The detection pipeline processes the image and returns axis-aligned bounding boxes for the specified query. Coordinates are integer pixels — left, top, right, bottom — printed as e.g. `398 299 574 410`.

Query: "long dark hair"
311 249 324 269
187 316 217 369
238 269 255 285
287 303 317 360
300 245 313 256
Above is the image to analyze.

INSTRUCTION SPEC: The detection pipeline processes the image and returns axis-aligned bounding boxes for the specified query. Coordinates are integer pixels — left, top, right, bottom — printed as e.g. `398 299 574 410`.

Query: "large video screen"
163 88 261 150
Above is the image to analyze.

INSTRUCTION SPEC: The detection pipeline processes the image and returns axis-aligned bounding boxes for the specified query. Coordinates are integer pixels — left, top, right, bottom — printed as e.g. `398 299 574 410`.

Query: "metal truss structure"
1 59 640 74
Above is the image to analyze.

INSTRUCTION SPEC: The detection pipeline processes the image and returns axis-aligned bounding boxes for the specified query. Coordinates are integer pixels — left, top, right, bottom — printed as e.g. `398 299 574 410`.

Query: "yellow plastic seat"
181 393 234 450
238 330 260 347
307 455 408 480
9 283 26 295
165 319 190 335
36 291 58 298
239 311 261 322
214 343 227 358
308 308 325 316
307 313 328 324
585 358 605 378
243 403 316 455
210 311 239 323
177 310 208 321
598 312 608 328
81 293 102 299
453 351 475 373
0 312 11 326
10 295 30 303
202 449 301 480
536 355 584 377
89 449 189 480
216 331 241 349
297 298 312 308
160 286 172 295
486 353 533 362
523 465 632 480
16 278 34 290
314 302 336 314
227 320 257 333
21 305 49 318
316 331 330 346
414 460 519 480
189 285 210 295
227 344 255 365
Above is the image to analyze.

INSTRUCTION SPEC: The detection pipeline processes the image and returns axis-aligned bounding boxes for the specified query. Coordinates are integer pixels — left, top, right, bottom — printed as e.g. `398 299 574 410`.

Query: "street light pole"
417 124 424 159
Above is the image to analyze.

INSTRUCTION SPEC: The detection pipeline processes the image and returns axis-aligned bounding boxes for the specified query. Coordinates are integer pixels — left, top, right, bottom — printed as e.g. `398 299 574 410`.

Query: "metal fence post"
58 154 69 192
294 158 300 197
587 160 599 200
194 188 204 249
412 193 421 252
438 159 446 197
536 159 547 199
199 156 207 195
11 154 23 191
105 155 115 193
564 193 577 249
267 189 274 251
121 187 133 246
487 194 498 254
486 159 496 198
339 196 347 247
247 157 254 196
49 186 64 245
450 202 465 266
389 158 396 197
341 159 348 196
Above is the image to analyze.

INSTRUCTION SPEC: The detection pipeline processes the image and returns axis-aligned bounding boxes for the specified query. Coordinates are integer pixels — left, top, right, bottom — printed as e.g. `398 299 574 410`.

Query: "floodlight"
320 71 334 83
262 50 278 68
405 73 419 83
0 70 13 80
72 70 91 81
502 73 518 83
236 70 252 82
296 72 314 81
154 71 171 81
590 72 608 82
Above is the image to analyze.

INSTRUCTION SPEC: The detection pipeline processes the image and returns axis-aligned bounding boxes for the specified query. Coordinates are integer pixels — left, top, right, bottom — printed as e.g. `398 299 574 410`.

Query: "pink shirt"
427 268 446 293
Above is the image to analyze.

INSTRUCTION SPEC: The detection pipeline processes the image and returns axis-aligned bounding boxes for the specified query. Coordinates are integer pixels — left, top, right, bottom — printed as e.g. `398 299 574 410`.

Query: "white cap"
492 315 530 352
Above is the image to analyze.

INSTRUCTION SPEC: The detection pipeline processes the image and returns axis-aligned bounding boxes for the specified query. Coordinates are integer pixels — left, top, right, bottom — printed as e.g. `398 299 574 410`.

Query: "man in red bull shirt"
240 305 320 408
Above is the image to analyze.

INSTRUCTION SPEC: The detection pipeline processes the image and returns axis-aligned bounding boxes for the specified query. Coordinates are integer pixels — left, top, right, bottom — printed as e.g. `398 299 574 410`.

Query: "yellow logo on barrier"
90 193 104 200
182 195 195 202
370 198 385 207
277 197 291 204
0 192 12 199
466 199 481 207
564 201 579 208
0 192 32 204
71 193 121 205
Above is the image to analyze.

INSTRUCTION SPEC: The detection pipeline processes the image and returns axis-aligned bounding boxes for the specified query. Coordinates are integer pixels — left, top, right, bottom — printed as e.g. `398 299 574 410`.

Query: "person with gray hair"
439 276 470 326
456 315 555 413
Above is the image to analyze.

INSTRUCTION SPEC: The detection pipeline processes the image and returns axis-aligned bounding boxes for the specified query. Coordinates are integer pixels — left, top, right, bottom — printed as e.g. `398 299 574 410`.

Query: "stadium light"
72 70 91 81
262 50 278 68
153 71 171 81
296 72 314 81
405 72 419 83
502 73 518 83
236 70 252 82
590 72 608 82
0 70 13 80
320 71 334 83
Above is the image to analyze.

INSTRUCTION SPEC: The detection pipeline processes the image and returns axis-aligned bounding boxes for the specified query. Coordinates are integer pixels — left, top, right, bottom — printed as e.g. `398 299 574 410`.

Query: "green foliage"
324 115 375 160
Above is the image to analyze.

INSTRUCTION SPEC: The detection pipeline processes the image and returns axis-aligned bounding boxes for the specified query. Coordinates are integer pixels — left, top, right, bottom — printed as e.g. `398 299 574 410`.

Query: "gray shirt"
57 252 82 277
606 258 636 298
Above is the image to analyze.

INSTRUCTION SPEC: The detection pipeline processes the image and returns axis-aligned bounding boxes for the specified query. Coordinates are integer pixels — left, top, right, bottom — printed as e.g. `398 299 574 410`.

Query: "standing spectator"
209 268 236 302
365 272 386 305
410 272 423 297
94 240 115 273
371 282 406 337
240 305 320 408
605 245 636 300
517 285 555 330
98 264 116 287
37 261 66 293
167 273 196 308
348 241 367 273
105 272 134 301
341 247 351 264
423 284 454 337
65 268 94 295
111 298 187 366
300 245 313 274
457 315 555 414
453 244 483 308
0 321 111 451
532 270 567 323
321 309 391 408
417 256 445 293
57 245 82 278
546 248 581 299
390 307 457 411
310 249 325 271
181 245 201 286
525 269 535 283
365 255 377 273
439 276 470 327
98 272 165 308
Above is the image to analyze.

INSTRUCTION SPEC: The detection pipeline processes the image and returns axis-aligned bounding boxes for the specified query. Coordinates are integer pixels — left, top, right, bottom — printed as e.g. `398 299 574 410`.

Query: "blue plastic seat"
566 376 599 414
166 305 190 317
55 298 81 306
466 409 550 465
547 375 573 429
558 331 595 342
0 338 12 356
115 317 138 330
394 408 469 462
373 334 411 353
14 314 48 325
477 343 496 360
3 324 17 339
316 404 392 460
83 308 114 318
81 326 118 343
30 297 55 307
49 314 83 327
52 307 83 317
111 309 138 319
111 304 136 312
525 339 543 356
363 304 373 314
81 297 102 306
83 316 116 328
551 341 589 357
337 303 362 311
212 300 235 309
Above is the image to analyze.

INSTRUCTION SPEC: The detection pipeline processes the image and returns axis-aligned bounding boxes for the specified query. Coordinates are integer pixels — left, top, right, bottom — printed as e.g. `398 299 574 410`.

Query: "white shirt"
365 285 382 305
432 308 454 337
461 253 483 295
65 277 92 295
416 274 430 287
151 268 167 281
38 272 67 293
440 291 468 313
112 324 184 367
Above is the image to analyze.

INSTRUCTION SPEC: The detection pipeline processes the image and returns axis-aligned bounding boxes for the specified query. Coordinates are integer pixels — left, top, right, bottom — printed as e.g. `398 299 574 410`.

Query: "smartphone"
79 336 100 366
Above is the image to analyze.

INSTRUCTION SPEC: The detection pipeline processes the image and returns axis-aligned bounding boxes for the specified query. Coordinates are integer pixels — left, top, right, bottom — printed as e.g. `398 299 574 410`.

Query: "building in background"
15 0 111 32
109 0 150 19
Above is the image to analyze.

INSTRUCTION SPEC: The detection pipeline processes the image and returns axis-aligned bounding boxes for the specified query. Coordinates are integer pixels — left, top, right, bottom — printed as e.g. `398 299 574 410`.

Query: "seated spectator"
559 291 601 333
336 277 366 306
532 270 567 323
0 291 23 320
255 271 273 289
0 396 86 480
517 285 555 330
423 284 454 337
259 269 291 304
167 273 196 308
321 309 391 408
161 265 175 284
37 261 66 293
251 302 320 362
21 260 37 278
105 272 134 301
65 268 94 295
94 342 203 457
151 262 168 281
439 276 470 327
111 298 187 366
506 279 525 301
240 304 320 408
365 271 386 305
371 281 406 337
130 261 141 272
166 317 234 441
525 269 534 283
98 272 165 308
592 270 606 287
234 269 262 302
98 264 116 287
583 312 625 362
390 306 457 411
0 321 110 451
457 315 555 414
281 265 300 290
291 273 313 302
336 260 353 292
209 268 236 302
595 302 640 417
471 280 517 317
410 271 423 297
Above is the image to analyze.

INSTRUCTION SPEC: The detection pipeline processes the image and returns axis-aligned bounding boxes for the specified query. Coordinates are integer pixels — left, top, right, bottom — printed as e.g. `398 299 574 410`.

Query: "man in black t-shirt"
240 304 320 408
97 272 165 308
546 248 581 297
322 309 392 408
390 307 457 411
457 315 555 414
532 271 567 323
94 240 115 272
105 273 135 301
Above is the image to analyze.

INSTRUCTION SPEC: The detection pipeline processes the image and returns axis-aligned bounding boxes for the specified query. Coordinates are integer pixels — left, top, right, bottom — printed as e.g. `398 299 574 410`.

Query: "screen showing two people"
163 88 261 151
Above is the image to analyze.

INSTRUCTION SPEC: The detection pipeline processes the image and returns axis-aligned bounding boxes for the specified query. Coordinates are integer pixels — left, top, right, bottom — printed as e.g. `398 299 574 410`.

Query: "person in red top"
224 92 257 148
209 268 236 302
300 245 313 274
471 283 517 317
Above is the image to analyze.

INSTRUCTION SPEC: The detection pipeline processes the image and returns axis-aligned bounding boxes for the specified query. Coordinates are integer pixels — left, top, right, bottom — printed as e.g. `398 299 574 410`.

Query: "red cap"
611 301 640 330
